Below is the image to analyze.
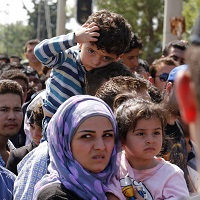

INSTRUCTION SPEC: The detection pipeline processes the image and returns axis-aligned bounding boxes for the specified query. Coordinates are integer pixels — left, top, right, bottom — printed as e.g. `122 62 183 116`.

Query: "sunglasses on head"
155 73 169 82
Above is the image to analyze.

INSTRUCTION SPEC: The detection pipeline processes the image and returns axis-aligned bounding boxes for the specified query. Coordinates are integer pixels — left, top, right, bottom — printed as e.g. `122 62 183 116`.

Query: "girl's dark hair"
114 97 167 141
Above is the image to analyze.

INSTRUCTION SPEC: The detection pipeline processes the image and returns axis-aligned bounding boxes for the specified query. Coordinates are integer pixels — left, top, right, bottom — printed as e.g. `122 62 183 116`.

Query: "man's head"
0 80 23 138
163 64 187 118
24 39 40 64
149 57 178 91
0 69 29 103
10 55 21 65
162 40 189 65
95 76 162 110
175 14 200 190
120 33 143 72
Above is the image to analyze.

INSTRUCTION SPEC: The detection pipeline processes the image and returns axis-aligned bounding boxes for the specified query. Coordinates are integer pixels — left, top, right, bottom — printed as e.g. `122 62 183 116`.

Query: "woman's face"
71 116 115 173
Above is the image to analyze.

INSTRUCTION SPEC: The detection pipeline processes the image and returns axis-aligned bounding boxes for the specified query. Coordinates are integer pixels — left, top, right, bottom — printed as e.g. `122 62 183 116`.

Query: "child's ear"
175 71 197 123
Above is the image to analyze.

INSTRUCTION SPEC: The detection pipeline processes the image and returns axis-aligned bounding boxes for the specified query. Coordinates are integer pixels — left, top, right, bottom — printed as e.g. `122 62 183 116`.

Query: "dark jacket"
6 141 37 175
37 183 84 200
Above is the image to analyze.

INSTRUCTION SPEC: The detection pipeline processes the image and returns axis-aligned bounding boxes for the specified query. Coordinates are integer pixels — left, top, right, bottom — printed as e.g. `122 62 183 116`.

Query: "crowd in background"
0 9 200 200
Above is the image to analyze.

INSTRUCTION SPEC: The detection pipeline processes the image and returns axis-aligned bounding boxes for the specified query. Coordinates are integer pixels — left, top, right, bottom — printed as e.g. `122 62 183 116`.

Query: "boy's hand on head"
74 22 100 44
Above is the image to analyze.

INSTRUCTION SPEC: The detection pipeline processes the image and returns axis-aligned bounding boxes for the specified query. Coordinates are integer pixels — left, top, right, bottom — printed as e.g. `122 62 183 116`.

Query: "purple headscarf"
33 95 119 200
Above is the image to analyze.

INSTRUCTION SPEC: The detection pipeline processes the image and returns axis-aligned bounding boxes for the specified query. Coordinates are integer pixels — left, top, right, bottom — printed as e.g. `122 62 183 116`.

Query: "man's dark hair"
0 69 29 89
124 33 143 53
150 57 178 78
95 76 162 110
24 39 40 53
86 10 132 56
162 40 189 57
0 79 23 104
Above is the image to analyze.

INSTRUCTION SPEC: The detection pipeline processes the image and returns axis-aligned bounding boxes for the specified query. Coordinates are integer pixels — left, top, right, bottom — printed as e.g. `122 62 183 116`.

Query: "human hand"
74 22 100 44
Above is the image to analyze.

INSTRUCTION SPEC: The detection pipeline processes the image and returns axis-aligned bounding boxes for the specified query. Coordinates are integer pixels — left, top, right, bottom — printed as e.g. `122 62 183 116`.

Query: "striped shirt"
34 33 86 116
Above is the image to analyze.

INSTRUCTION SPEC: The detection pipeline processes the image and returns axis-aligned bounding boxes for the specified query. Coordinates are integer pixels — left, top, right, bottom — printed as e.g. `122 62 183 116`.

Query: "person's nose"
146 134 154 144
7 110 17 119
92 56 101 67
94 137 106 150
132 58 139 68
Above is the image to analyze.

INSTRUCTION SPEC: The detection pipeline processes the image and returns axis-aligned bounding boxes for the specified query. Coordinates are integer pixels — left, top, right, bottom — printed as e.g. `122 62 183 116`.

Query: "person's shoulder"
0 165 16 180
10 142 35 159
156 157 183 172
37 183 84 200
181 195 200 200
0 166 16 200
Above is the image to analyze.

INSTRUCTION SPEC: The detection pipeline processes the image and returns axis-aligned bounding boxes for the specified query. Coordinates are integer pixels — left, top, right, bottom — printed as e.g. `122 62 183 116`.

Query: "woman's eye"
103 133 114 138
81 134 91 139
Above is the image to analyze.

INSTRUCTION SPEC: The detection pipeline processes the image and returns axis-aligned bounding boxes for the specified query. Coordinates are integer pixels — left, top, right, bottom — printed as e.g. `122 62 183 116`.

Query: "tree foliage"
183 0 200 37
23 0 57 40
94 0 164 63
0 22 33 59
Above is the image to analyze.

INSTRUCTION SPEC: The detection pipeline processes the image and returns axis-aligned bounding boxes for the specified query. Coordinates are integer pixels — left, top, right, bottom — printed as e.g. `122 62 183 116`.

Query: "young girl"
107 97 190 200
32 95 120 200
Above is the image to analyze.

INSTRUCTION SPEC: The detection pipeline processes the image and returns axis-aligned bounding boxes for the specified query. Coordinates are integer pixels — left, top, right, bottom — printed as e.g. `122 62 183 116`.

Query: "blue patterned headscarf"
33 95 119 200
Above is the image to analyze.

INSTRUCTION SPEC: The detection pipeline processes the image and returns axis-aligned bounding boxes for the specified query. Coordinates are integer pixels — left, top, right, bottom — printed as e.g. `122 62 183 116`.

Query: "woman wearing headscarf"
33 95 120 200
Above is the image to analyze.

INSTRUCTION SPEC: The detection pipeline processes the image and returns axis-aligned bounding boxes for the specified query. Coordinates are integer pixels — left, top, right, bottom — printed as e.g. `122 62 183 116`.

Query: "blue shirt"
13 141 48 200
0 155 16 200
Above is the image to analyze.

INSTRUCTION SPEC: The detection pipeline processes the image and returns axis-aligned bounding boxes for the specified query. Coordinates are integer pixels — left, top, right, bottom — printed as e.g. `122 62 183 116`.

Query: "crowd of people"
0 9 200 200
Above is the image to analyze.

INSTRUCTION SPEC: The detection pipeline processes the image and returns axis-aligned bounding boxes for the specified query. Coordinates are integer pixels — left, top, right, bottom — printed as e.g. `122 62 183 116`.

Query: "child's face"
79 42 119 71
123 118 163 169
30 123 42 146
121 48 140 72
71 116 115 173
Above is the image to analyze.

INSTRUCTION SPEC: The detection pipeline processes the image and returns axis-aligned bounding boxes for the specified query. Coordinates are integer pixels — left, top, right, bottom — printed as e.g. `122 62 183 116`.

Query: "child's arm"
34 23 99 67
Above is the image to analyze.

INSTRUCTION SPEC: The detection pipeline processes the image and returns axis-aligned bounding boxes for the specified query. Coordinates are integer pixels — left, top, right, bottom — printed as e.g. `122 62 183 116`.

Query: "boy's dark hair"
95 76 148 109
32 101 44 129
114 97 167 141
95 76 162 110
137 59 150 72
85 61 134 96
24 39 40 52
27 99 44 129
0 79 23 104
150 57 178 78
162 40 189 57
86 10 132 56
0 69 29 89
10 55 21 62
124 33 143 53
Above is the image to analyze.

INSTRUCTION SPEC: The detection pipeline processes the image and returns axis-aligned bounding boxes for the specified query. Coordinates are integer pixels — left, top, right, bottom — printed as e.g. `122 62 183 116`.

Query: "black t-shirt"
37 183 84 200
